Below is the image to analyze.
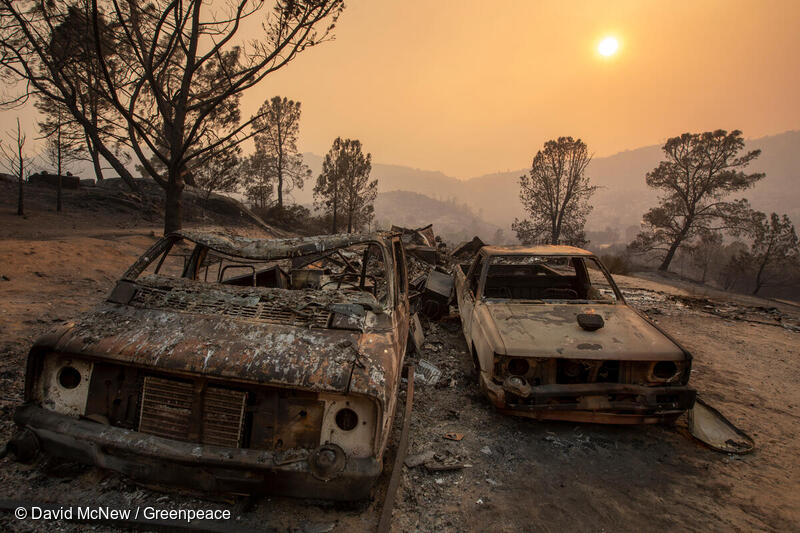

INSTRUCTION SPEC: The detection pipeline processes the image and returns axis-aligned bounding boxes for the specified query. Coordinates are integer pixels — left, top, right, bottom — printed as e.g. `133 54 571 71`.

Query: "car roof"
480 244 594 256
170 231 393 261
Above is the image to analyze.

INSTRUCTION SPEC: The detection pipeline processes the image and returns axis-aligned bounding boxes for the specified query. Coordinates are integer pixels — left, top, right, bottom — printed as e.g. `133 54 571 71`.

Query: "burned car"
454 245 696 424
8 231 412 500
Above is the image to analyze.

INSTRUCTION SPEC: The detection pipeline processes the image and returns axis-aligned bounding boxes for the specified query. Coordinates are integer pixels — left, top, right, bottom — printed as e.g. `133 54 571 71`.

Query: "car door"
457 252 484 343
391 238 410 356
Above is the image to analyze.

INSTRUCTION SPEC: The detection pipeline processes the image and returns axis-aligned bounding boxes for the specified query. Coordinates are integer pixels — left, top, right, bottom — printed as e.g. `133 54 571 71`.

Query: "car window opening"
139 237 391 306
483 255 618 303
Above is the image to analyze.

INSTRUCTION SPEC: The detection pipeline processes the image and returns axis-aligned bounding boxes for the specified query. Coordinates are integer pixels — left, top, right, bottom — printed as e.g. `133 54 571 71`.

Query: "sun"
598 36 619 57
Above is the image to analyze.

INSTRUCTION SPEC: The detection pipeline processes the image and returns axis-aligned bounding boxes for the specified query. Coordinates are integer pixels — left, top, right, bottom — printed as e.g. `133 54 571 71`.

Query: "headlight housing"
648 360 686 384
319 393 378 457
37 354 93 416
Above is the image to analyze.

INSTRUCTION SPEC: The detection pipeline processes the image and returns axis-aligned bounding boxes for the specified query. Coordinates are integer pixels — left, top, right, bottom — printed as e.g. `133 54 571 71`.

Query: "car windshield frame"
122 234 395 308
479 253 625 304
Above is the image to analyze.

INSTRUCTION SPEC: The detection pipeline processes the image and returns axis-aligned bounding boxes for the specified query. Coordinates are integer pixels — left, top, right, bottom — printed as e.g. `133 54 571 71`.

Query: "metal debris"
414 359 442 386
9 231 414 501
687 397 755 454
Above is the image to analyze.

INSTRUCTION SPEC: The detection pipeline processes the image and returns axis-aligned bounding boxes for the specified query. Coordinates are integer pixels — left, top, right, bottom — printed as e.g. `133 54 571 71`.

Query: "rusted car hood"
37 302 397 406
481 302 685 361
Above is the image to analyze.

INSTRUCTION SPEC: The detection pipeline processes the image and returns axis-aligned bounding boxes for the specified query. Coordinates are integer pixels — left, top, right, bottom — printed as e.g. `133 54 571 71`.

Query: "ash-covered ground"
1 196 799 532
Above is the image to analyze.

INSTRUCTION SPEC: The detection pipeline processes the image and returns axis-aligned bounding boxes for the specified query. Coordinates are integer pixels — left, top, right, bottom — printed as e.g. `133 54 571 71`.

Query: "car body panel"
482 301 686 361
454 245 695 424
11 232 411 500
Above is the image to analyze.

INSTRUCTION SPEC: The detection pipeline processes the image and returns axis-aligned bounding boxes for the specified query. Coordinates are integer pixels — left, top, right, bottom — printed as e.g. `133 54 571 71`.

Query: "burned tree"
0 2 138 190
0 0 344 234
0 118 28 216
242 151 276 210
251 96 311 209
739 212 799 295
629 130 764 271
512 137 595 246
688 230 724 284
192 147 242 208
32 6 126 186
39 106 85 212
314 137 377 233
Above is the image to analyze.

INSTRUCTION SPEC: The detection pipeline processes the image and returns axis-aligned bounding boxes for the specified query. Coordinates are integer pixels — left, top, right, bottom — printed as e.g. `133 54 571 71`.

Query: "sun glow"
598 36 619 57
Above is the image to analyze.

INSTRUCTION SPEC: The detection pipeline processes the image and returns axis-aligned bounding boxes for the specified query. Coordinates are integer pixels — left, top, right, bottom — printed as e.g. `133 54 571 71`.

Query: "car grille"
138 376 247 448
130 286 331 328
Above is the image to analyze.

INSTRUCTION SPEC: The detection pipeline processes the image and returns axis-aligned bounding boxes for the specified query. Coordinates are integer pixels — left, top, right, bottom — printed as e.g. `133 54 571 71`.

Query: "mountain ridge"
297 130 799 242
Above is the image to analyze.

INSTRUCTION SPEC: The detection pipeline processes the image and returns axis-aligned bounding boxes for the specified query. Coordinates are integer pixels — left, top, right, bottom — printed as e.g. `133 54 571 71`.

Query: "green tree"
251 96 311 208
629 130 763 271
511 137 595 246
314 137 377 233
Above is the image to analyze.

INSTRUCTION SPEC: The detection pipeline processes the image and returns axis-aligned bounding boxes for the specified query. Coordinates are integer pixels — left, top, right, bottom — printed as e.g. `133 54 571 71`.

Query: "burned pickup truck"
454 245 696 424
7 231 412 500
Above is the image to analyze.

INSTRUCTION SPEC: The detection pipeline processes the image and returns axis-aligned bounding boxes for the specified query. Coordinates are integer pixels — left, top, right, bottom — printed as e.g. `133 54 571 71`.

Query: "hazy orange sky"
247 0 800 177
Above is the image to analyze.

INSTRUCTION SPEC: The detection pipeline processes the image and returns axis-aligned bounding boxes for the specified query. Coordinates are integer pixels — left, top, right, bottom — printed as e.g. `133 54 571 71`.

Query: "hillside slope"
462 130 800 238
373 190 501 243
298 131 799 242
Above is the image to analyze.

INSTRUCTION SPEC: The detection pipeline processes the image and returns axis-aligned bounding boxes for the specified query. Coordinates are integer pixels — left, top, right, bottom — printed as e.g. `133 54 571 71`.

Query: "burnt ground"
1 193 799 532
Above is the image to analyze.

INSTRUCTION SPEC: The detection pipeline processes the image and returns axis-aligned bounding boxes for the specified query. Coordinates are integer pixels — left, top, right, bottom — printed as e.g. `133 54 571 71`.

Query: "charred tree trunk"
17 171 24 216
84 131 104 183
659 222 692 272
90 146 104 182
331 191 338 234
56 126 62 213
658 240 681 271
752 251 771 295
164 176 184 235
276 121 284 209
16 131 24 216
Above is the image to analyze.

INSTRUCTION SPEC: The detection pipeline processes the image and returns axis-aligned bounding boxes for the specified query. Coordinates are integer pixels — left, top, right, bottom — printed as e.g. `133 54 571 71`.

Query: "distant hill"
373 190 502 244
292 154 462 206
297 130 800 244
458 130 800 243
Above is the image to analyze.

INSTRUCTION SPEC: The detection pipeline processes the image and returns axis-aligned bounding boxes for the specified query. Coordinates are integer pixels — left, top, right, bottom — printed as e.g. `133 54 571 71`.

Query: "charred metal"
9 231 413 500
454 244 696 424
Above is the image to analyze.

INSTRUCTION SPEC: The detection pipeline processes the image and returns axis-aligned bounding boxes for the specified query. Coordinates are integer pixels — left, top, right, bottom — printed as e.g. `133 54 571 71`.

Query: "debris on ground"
687 397 755 454
418 269 455 320
2 208 797 532
393 224 463 320
450 236 485 261
408 313 426 354
424 458 465 472
414 359 443 386
404 450 436 468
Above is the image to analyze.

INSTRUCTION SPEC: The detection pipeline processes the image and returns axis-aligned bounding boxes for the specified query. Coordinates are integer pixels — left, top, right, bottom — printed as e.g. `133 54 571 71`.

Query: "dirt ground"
1 193 799 532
